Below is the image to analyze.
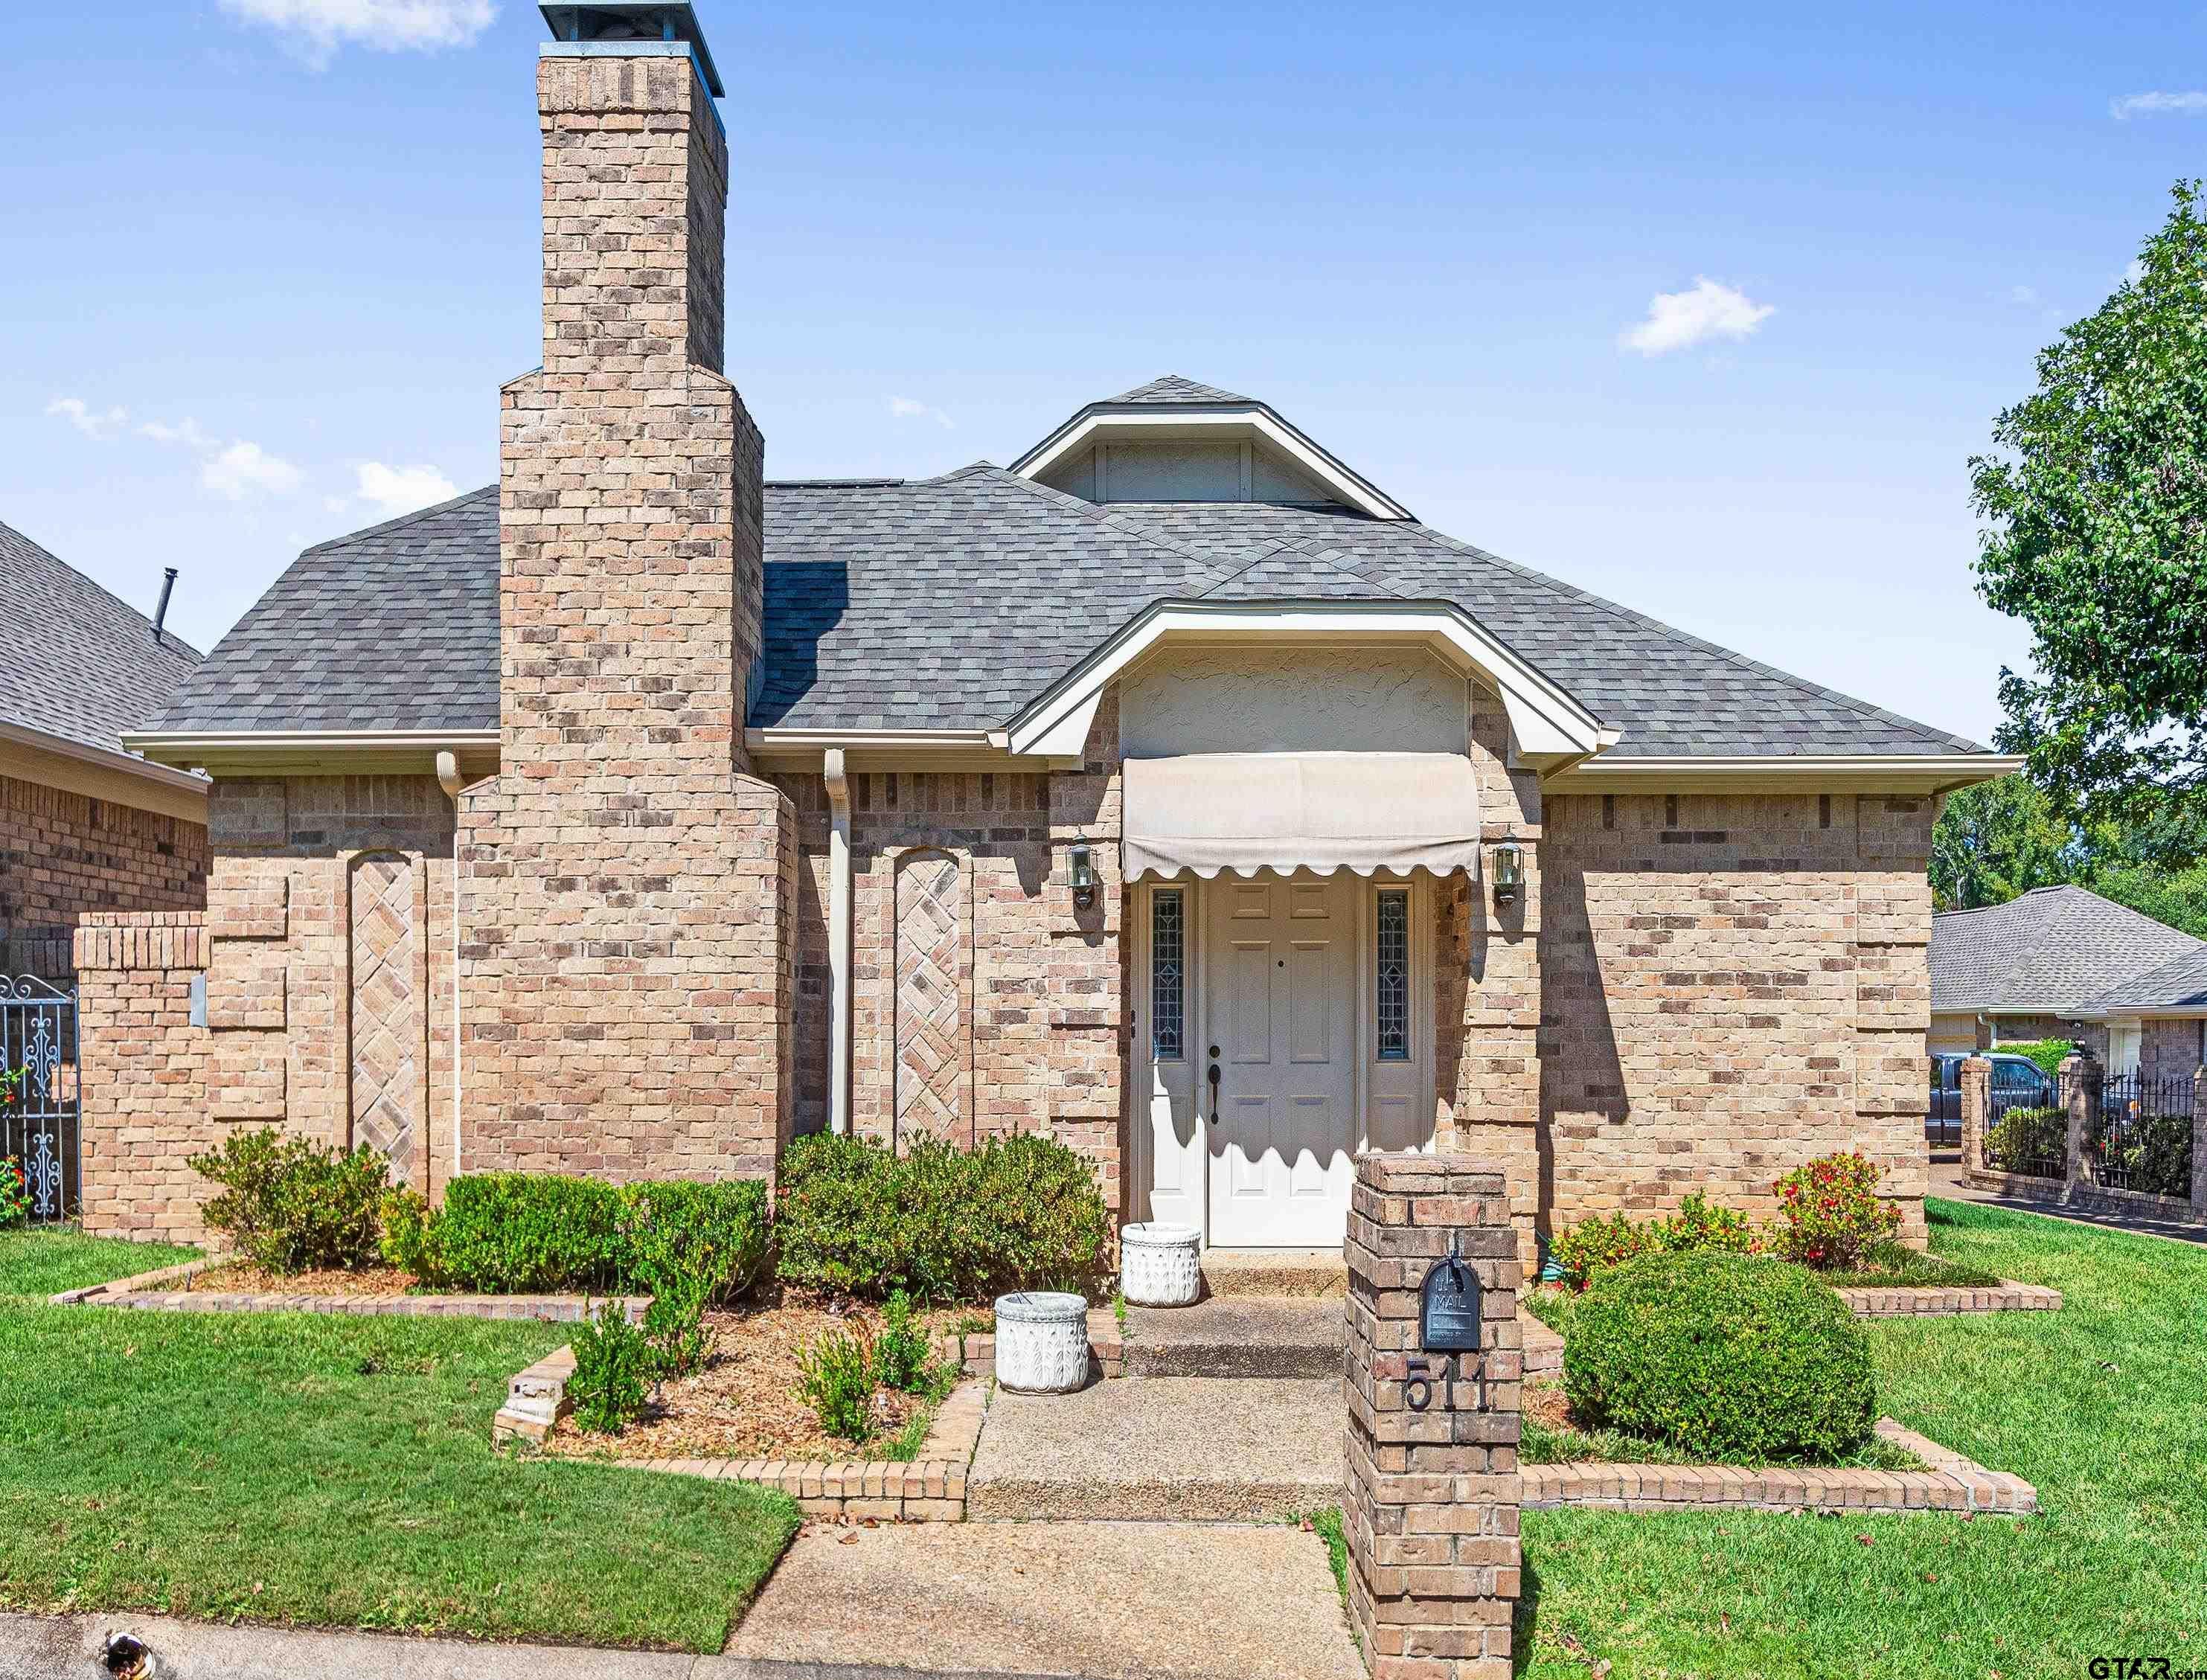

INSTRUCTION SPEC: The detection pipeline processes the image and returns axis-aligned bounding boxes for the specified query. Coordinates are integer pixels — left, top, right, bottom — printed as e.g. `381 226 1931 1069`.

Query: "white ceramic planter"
1119 1222 1202 1307
993 1290 1090 1393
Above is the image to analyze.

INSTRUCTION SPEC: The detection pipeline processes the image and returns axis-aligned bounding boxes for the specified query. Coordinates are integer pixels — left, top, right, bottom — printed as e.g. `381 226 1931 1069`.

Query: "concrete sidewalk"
0 1612 1066 1680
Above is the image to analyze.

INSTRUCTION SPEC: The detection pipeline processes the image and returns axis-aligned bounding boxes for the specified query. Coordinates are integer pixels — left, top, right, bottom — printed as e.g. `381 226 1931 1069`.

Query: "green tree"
1971 181 2207 818
2085 862 2207 939
1929 776 2075 909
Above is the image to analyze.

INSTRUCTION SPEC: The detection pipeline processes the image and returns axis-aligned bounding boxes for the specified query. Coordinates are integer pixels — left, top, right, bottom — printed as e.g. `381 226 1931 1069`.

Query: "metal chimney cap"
539 3 723 97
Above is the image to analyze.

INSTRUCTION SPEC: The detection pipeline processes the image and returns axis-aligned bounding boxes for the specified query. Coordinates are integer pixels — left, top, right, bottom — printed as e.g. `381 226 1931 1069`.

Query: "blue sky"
3 1 2202 748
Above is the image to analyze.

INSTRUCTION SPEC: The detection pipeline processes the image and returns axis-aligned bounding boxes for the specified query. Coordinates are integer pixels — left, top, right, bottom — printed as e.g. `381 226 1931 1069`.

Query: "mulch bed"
192 1262 421 1296
1522 1377 1920 1471
543 1288 970 1463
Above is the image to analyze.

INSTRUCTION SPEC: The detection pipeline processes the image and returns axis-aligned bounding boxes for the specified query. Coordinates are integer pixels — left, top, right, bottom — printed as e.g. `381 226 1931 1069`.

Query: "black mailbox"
1418 1249 1484 1354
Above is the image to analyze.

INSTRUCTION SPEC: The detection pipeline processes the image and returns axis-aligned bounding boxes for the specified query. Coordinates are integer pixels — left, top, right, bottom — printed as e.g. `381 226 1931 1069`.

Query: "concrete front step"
968 1376 1345 1522
1199 1247 1347 1299
1124 1298 1345 1379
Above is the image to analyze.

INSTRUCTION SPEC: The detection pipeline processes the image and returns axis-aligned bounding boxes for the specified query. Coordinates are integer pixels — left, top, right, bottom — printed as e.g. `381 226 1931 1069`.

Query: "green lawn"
0 1226 199 1298
0 1229 799 1651
1518 1198 2207 1678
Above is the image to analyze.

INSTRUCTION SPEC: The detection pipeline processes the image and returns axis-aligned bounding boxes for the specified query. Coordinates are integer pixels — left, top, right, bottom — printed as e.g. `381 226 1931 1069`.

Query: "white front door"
1202 874 1358 1248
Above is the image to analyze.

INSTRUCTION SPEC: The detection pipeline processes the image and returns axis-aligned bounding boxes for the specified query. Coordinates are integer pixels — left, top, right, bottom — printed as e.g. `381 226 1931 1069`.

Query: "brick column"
1344 1153 1522 1679
1959 1054 1989 1177
74 913 217 1244
2191 1066 2206 1217
2061 1053 2096 1193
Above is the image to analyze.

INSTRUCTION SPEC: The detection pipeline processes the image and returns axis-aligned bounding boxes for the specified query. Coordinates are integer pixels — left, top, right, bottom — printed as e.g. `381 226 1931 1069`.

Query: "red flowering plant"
1767 1152 1902 1271
0 1062 22 1111
0 1157 28 1229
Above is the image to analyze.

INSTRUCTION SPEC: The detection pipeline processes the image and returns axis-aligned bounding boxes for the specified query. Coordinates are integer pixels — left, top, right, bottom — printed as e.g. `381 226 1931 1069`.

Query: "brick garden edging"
54 1257 649 1324
1523 1419 2037 1516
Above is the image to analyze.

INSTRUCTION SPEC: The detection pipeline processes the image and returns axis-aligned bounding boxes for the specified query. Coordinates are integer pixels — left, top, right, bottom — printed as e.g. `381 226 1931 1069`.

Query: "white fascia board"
125 728 502 776
1011 406 1413 522
1545 753 2024 794
1 719 211 795
1002 600 1609 765
744 728 1020 772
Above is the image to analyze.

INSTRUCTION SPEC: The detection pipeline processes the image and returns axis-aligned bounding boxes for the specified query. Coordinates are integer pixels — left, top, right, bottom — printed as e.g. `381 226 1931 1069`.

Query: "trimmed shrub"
2092 1109 2194 1199
389 1173 625 1292
1548 1192 1763 1291
1766 1152 1903 1270
775 1130 1111 1302
1985 1106 2066 1176
383 1175 772 1324
1563 1251 1877 1461
567 1300 651 1434
189 1127 388 1274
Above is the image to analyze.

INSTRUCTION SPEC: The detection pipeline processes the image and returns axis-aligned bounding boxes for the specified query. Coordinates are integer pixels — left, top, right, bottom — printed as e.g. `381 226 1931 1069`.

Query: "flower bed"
1522 1378 1922 1470
539 1294 973 1464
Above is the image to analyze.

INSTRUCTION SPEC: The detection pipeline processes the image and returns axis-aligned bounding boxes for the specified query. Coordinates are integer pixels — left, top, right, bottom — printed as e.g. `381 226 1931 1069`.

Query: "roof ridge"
1399 525 1983 754
299 484 498 556
959 464 1249 583
1194 542 1412 602
0 517 208 662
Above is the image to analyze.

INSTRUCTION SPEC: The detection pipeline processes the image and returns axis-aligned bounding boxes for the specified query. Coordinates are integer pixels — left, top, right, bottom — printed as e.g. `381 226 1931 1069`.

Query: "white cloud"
353 461 458 518
218 0 496 68
47 397 129 440
1619 278 1776 356
202 440 304 501
2110 90 2207 120
137 417 214 449
2006 283 2040 307
888 395 956 429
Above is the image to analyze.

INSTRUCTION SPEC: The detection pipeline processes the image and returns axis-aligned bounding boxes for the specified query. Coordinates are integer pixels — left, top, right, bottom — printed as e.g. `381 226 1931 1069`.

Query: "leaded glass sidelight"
1377 888 1409 1060
1150 888 1185 1060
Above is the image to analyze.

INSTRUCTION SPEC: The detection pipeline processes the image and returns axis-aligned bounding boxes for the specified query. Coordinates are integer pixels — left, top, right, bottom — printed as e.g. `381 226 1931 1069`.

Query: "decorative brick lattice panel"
895 852 970 1146
350 855 421 1184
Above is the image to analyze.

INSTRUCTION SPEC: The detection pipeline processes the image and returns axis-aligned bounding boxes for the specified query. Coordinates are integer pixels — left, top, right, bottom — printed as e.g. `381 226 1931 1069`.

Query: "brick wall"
2140 1017 2204 1083
77 776 461 1241
461 48 793 1184
74 913 214 1243
1538 790 1932 1244
1 772 207 981
1433 682 1543 1257
772 697 1125 1215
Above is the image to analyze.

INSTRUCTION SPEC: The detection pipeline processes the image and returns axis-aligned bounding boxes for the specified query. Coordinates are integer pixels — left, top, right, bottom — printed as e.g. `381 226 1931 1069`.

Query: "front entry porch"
1131 869 1438 1250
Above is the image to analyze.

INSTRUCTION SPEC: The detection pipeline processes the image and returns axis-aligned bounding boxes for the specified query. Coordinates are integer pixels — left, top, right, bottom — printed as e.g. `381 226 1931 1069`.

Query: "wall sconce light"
1491 840 1524 906
1069 834 1098 910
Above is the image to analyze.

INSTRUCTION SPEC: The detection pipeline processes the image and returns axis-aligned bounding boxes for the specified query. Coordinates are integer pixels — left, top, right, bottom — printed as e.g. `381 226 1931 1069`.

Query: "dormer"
1010 374 1413 521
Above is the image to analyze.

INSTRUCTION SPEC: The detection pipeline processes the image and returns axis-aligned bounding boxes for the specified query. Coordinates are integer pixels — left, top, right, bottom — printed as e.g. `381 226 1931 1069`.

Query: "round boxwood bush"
1561 1251 1877 1461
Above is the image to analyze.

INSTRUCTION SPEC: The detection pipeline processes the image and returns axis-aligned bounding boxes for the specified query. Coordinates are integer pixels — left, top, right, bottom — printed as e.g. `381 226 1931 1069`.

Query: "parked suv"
1927 1053 2057 1148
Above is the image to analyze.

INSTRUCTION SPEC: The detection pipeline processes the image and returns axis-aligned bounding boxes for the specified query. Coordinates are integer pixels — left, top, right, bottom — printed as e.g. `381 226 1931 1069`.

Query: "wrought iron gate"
1 977 79 1222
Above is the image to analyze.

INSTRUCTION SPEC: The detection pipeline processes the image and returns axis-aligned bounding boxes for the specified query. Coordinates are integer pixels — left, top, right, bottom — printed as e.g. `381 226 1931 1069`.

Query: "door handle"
1206 1059 1220 1122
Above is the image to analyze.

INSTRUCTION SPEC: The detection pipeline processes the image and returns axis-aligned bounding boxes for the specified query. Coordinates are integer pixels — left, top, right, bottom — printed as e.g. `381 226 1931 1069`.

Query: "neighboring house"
83 3 2015 1254
1929 884 2207 1077
0 520 209 983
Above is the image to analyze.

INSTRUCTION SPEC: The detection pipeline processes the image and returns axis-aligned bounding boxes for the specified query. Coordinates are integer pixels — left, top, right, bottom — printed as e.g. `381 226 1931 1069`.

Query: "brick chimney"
467 2 792 1185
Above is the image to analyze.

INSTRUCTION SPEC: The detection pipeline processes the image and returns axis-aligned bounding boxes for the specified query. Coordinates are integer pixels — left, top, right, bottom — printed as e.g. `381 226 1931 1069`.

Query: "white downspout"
436 751 465 1187
824 748 853 1135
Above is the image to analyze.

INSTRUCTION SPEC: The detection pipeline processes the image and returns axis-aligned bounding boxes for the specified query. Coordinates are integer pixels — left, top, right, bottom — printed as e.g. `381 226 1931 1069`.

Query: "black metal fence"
2089 1071 2194 1199
0 976 80 1222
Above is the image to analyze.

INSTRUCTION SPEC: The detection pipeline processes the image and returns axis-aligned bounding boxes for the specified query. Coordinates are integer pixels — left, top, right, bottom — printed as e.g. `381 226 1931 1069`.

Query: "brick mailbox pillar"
2060 1053 2098 1193
1343 1152 1523 1679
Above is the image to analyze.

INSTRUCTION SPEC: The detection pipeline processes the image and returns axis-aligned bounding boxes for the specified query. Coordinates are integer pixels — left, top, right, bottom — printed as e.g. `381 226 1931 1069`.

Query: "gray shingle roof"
1106 374 1254 405
1930 885 2207 1014
156 488 500 734
156 385 1988 758
2089 944 2207 1014
0 518 201 755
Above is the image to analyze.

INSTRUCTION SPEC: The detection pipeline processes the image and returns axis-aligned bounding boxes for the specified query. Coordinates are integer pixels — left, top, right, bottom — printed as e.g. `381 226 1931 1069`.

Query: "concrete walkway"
1932 1164 2206 1245
968 1377 1343 1520
725 1521 1361 1680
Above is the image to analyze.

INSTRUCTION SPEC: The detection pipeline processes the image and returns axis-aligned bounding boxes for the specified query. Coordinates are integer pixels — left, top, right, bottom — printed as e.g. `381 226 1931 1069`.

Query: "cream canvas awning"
1121 751 1482 881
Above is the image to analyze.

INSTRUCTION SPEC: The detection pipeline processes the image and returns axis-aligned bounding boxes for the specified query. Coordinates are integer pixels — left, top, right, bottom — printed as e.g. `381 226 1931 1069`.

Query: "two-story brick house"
81 2 2014 1257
